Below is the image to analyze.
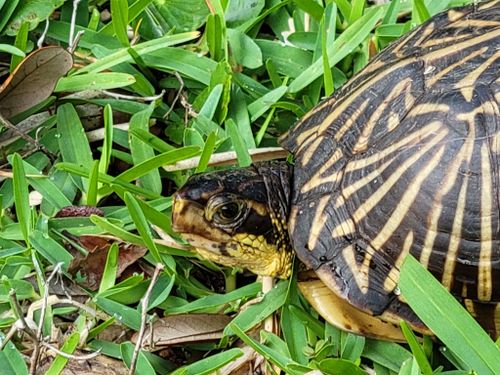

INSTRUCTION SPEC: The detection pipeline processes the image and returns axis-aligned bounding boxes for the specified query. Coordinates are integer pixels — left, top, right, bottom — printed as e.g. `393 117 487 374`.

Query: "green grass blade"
98 243 118 294
111 0 129 47
170 348 244 375
77 31 200 75
12 153 31 245
289 6 384 93
226 119 252 167
55 72 136 91
129 105 161 195
124 192 161 263
399 255 500 375
44 332 79 375
400 321 433 375
195 132 217 173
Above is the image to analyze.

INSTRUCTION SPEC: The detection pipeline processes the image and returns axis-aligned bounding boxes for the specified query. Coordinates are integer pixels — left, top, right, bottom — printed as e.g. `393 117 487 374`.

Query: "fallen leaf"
133 314 232 347
67 236 148 291
37 351 128 375
0 46 72 119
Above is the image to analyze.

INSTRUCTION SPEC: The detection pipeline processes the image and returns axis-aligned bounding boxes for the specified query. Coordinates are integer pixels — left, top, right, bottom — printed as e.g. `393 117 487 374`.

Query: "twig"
163 71 185 121
152 225 191 251
0 112 57 160
27 296 99 322
42 342 101 360
102 90 165 102
37 18 50 48
161 147 288 172
68 0 82 51
128 263 165 375
29 263 63 375
69 30 85 54
9 289 34 335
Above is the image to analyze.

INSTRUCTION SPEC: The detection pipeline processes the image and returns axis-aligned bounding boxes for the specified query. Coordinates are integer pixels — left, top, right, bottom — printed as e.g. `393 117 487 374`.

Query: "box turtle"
172 1 499 341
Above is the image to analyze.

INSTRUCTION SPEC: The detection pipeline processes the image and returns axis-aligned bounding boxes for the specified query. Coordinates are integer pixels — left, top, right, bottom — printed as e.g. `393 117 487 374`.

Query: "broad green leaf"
121 342 156 373
167 282 261 314
0 338 28 375
95 296 141 330
227 28 263 69
55 72 136 91
362 339 412 373
0 44 24 56
248 85 287 121
124 192 161 263
5 0 65 35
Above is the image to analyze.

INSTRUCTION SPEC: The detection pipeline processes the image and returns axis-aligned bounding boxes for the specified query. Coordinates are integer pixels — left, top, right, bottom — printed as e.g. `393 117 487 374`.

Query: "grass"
0 0 498 374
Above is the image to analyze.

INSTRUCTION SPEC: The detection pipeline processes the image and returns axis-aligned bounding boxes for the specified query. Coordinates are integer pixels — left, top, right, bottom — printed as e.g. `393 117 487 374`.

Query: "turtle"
171 0 500 341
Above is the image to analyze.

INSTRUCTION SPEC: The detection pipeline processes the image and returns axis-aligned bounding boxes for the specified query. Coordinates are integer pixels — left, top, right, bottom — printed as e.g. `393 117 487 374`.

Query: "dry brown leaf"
67 236 147 291
132 314 232 347
0 46 73 119
37 351 128 375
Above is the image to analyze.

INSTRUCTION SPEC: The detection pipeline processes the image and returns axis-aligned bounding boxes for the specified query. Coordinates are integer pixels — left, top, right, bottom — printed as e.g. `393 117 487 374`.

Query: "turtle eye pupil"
219 202 240 220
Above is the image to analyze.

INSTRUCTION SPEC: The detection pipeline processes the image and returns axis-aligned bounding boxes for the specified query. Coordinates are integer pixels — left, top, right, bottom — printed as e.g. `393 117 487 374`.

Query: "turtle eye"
218 202 240 221
206 195 247 225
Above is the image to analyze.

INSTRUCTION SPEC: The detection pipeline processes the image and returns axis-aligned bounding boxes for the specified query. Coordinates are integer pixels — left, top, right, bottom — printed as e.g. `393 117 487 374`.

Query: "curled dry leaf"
132 314 232 347
37 351 128 375
0 46 73 119
67 235 147 291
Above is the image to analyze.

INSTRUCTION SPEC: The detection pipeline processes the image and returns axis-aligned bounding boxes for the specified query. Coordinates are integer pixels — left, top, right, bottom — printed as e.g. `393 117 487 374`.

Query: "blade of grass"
400 321 433 375
111 0 129 47
399 255 500 375
98 243 119 294
12 153 31 245
289 6 384 93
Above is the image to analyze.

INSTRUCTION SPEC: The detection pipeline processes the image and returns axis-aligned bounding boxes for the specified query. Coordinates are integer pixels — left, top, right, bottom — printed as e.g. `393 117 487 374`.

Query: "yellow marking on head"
478 143 493 301
233 233 293 278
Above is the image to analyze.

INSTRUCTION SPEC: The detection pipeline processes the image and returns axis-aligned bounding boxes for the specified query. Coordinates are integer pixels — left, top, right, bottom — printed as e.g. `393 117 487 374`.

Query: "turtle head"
172 162 293 278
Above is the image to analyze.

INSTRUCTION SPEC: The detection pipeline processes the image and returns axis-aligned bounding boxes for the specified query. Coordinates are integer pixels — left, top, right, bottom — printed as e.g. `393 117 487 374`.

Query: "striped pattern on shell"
281 0 499 332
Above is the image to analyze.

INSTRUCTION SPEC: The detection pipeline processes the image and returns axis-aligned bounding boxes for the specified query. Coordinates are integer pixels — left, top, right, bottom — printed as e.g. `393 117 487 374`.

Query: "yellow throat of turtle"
171 163 293 278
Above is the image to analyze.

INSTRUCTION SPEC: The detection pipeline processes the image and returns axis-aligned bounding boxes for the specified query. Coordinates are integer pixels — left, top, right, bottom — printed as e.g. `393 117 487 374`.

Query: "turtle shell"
281 1 500 334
